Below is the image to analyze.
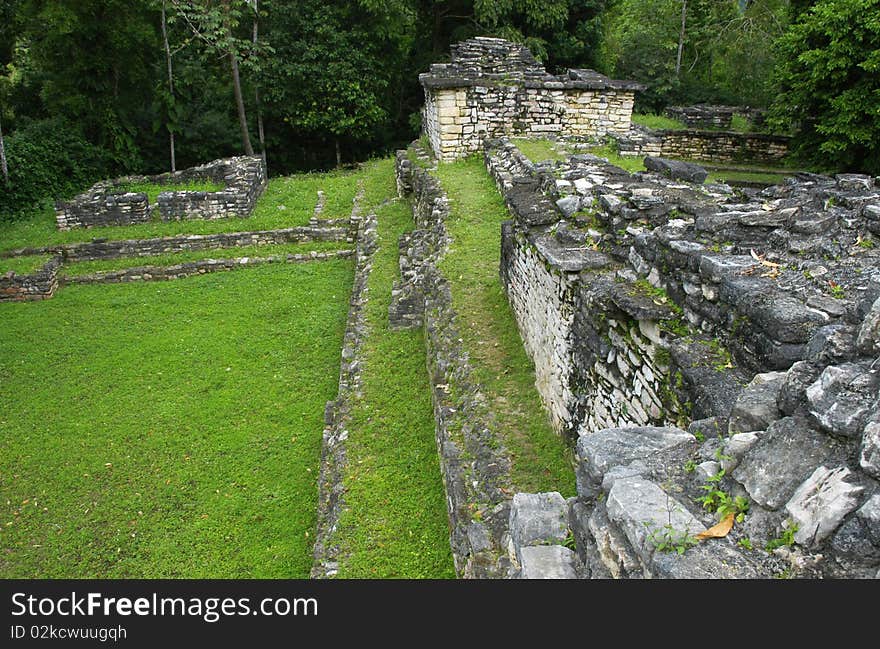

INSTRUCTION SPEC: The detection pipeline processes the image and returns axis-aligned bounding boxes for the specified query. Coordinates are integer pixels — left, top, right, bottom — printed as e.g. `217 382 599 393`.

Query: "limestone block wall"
616 126 790 164
500 225 579 433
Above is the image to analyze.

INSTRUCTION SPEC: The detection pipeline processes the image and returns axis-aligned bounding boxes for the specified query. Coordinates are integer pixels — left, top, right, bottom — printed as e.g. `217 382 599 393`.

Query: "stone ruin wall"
483 137 880 578
0 256 62 302
617 126 790 164
421 38 640 162
55 155 267 230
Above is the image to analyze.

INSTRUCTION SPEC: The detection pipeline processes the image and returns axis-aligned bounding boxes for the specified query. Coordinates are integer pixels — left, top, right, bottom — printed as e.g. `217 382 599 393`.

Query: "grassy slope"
0 261 352 578
0 171 359 253
59 241 347 277
435 157 575 495
332 159 455 578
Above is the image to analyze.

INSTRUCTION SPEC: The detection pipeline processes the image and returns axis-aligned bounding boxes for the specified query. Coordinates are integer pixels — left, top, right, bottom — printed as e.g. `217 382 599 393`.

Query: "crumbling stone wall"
0 256 61 302
421 38 642 162
486 137 880 578
55 156 267 230
616 126 790 164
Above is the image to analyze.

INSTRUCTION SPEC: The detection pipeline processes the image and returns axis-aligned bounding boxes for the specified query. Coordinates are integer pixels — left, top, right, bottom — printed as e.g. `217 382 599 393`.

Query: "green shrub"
0 119 113 222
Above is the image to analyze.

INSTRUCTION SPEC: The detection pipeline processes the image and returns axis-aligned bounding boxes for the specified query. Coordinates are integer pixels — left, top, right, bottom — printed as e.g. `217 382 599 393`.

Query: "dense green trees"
600 0 791 111
769 0 880 174
0 0 876 220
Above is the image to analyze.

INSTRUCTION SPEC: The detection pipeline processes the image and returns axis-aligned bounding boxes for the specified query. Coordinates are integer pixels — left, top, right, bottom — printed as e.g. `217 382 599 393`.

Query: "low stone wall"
0 256 62 302
55 156 267 229
421 37 641 161
665 104 735 129
62 250 354 286
395 144 514 578
616 126 790 164
312 188 374 579
485 136 880 578
3 221 353 264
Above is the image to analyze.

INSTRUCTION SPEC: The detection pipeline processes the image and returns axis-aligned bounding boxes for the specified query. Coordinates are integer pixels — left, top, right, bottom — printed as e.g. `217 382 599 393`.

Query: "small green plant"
765 524 798 551
828 282 845 299
738 537 754 551
693 430 706 443
646 523 699 555
684 459 697 473
697 468 749 522
562 530 577 551
858 236 875 249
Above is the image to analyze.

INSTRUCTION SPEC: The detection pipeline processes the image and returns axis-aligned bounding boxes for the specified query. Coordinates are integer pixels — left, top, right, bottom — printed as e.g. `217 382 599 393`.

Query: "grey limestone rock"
859 413 880 479
857 296 880 355
643 156 708 184
785 465 864 547
805 363 879 439
518 545 580 579
650 542 765 579
728 371 786 435
605 476 706 565
509 492 569 562
805 324 857 364
556 195 581 218
732 416 842 510
777 360 822 416
576 426 695 498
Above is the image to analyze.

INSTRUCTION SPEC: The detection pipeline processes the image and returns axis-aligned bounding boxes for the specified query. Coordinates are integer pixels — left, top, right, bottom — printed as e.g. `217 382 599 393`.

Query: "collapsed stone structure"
55 156 267 229
420 37 642 161
484 138 880 578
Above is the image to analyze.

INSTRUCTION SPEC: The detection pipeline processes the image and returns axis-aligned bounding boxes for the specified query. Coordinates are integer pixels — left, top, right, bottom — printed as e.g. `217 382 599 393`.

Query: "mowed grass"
0 254 52 276
332 159 455 578
0 260 353 577
435 157 575 495
0 169 360 253
59 240 348 278
512 138 568 163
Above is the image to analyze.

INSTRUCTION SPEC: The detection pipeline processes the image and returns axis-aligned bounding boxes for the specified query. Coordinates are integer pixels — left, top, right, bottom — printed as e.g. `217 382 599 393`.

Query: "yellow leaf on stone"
696 513 735 540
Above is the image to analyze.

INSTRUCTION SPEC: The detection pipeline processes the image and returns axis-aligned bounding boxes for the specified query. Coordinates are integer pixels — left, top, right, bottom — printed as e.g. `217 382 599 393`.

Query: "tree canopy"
0 0 877 220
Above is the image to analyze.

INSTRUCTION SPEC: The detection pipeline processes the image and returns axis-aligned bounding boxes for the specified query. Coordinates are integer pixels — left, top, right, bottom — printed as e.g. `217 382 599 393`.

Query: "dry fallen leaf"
696 513 735 540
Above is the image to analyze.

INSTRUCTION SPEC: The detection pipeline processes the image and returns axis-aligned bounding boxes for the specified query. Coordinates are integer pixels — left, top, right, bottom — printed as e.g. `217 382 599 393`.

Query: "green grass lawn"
0 254 52 276
113 180 225 204
330 159 455 578
0 169 360 254
59 241 348 278
435 157 575 496
512 138 568 163
0 260 353 578
632 113 688 131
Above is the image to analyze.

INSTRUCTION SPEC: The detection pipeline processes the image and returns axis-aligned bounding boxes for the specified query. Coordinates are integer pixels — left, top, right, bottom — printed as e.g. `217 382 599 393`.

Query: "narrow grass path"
331 159 455 578
0 261 353 578
435 157 575 496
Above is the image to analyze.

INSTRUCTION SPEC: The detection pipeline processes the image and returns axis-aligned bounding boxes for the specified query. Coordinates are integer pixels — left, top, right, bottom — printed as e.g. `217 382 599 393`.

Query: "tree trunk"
161 0 176 172
252 0 266 169
335 138 341 168
230 51 254 156
676 0 688 77
0 113 8 185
